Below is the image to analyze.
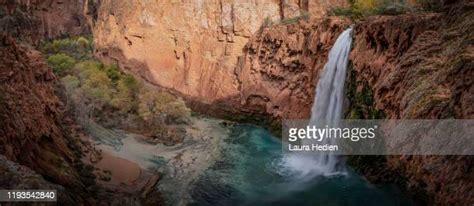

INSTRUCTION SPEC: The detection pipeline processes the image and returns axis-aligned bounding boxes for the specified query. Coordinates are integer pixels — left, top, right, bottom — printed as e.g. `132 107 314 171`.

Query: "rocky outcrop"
0 155 78 204
0 35 94 204
0 0 95 44
92 0 346 111
348 2 473 205
236 17 350 120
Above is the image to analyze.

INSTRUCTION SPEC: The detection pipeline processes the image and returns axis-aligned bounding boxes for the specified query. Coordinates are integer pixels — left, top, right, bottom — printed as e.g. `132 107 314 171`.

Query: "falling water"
280 27 353 179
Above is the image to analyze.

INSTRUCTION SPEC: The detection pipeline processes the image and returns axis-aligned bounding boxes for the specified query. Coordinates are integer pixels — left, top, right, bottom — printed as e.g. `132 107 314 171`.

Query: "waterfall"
279 27 353 179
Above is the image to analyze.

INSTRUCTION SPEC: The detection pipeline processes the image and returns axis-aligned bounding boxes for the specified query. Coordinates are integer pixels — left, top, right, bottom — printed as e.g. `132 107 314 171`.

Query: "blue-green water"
190 124 415 206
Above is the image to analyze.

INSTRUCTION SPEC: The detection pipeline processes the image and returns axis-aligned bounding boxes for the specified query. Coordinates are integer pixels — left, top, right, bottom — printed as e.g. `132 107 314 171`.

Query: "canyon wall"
0 35 94 204
0 1 100 203
236 17 349 119
92 1 473 205
349 2 473 205
92 0 346 114
0 0 95 44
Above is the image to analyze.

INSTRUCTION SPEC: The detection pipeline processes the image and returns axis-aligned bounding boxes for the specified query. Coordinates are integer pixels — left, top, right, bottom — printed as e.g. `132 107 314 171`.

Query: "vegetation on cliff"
41 36 191 144
328 0 445 18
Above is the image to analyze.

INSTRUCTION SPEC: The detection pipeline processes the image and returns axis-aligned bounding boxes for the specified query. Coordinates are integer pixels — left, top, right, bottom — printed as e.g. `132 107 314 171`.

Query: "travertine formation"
236 17 350 120
350 3 473 205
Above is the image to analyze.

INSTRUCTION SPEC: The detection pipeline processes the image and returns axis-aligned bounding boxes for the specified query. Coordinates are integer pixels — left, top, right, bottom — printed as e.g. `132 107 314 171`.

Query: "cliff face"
0 0 94 44
93 0 346 109
236 18 350 119
349 3 473 205
0 155 78 204
0 35 93 204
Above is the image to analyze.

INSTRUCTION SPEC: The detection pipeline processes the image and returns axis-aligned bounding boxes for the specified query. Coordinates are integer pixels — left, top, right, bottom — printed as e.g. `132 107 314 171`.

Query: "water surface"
190 124 414 206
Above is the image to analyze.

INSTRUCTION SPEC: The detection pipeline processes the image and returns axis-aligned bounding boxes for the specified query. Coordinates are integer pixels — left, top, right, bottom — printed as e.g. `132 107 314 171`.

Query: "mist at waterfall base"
280 27 354 178
190 125 414 206
190 28 414 205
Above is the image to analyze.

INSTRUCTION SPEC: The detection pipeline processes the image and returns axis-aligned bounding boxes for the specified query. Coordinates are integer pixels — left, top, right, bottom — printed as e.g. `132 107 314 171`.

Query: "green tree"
75 61 115 106
61 75 80 93
47 53 76 75
111 74 140 113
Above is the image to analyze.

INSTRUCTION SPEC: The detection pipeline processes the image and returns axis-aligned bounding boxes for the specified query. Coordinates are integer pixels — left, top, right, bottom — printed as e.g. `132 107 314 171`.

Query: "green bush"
111 74 140 113
81 71 114 105
104 64 121 82
77 37 90 47
42 37 92 61
47 53 76 75
61 75 81 93
73 60 115 105
329 0 412 18
42 36 192 137
51 38 78 52
138 89 190 124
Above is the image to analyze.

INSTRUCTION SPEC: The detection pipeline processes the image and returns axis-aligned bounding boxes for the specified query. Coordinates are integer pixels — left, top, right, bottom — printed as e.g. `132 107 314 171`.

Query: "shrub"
61 75 81 93
47 53 76 75
111 74 140 113
138 89 190 125
81 72 114 106
104 64 121 82
42 37 92 61
51 38 78 52
329 0 411 18
74 61 115 105
77 36 90 47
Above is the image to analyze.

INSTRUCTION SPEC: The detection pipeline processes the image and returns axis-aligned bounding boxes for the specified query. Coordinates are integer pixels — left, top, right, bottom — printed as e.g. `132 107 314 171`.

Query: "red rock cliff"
348 2 473 205
92 0 346 110
0 35 93 204
0 0 94 44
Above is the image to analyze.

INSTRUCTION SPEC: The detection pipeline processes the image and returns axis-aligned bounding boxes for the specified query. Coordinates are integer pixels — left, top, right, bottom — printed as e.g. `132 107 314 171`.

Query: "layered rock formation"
93 0 345 111
349 2 473 205
0 155 78 204
236 17 350 119
0 0 95 44
0 35 94 203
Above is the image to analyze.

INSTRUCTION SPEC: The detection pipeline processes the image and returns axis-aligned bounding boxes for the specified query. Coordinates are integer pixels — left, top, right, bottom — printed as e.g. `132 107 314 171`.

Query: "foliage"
259 16 274 31
61 75 80 93
111 74 139 113
138 89 190 124
79 66 115 106
41 36 92 61
329 0 414 19
104 64 121 82
44 36 191 138
47 53 76 75
77 36 90 47
344 66 384 119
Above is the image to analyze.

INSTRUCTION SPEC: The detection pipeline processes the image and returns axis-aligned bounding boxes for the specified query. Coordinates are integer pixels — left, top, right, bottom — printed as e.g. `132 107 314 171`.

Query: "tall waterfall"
280 27 353 179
